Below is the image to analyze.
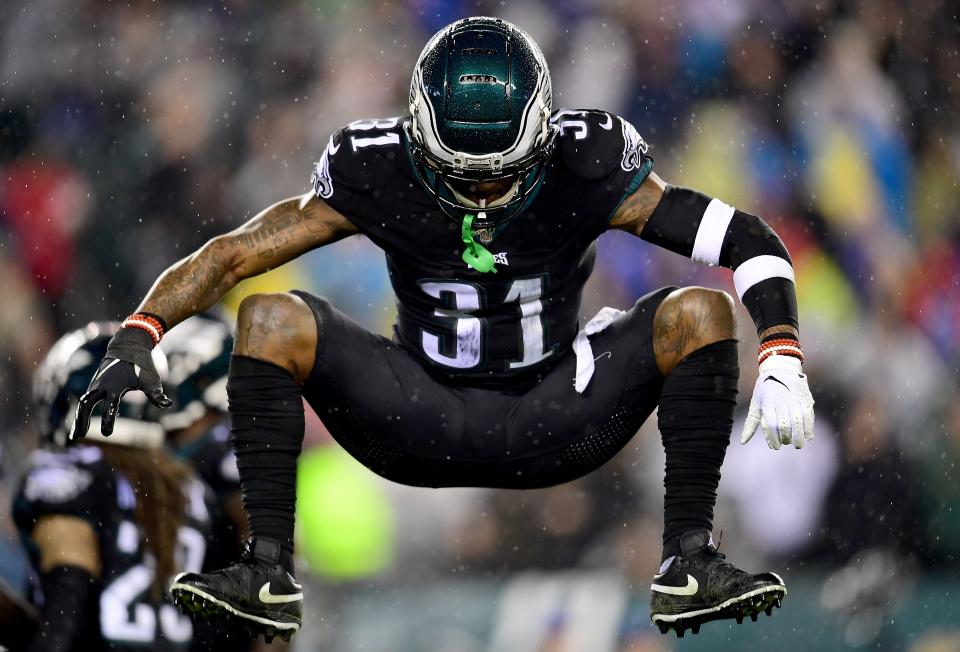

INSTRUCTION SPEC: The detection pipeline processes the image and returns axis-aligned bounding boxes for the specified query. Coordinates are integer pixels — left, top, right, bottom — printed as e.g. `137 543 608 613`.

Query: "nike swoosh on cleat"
651 574 699 596
259 582 304 604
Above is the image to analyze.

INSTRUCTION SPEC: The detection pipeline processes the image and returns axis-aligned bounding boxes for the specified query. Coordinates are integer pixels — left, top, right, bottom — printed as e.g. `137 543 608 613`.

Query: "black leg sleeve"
658 340 739 559
28 565 99 652
228 355 305 560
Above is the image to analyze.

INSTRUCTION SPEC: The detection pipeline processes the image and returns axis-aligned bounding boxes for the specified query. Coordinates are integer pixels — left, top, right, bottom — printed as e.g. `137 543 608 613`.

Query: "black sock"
658 340 738 560
228 355 305 567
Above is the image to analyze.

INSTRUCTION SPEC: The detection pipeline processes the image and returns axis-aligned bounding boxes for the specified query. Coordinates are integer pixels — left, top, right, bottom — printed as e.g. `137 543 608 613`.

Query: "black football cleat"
650 529 786 638
170 537 302 642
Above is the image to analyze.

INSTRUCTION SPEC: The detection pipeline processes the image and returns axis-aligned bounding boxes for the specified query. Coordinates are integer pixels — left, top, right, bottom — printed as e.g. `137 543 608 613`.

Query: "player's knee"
653 286 736 375
234 292 317 383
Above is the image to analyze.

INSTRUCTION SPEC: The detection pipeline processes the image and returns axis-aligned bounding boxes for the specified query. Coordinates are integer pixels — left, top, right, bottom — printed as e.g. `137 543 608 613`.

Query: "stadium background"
0 0 958 650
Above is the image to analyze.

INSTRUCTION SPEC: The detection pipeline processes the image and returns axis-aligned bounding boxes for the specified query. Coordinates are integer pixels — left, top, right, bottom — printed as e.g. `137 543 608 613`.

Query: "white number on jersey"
418 275 552 370
345 117 401 151
100 483 208 644
313 118 402 198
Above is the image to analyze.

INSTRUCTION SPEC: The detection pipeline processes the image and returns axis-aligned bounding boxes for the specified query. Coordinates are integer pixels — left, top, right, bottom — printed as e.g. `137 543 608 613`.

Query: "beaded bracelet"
758 338 803 365
121 313 166 346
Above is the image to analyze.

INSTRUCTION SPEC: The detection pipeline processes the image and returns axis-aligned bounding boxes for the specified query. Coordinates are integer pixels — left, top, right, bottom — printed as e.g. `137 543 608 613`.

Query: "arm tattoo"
138 237 237 328
237 199 334 261
137 194 347 329
609 172 666 235
653 289 735 375
235 210 301 257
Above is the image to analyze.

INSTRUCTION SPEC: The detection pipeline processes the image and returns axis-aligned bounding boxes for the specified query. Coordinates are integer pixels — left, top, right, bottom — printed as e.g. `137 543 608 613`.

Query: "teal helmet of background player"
33 322 167 448
158 313 233 433
407 16 557 227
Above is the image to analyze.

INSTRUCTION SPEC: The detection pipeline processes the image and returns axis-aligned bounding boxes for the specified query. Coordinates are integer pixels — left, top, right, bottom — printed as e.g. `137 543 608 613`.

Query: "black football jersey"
312 109 653 385
13 445 214 652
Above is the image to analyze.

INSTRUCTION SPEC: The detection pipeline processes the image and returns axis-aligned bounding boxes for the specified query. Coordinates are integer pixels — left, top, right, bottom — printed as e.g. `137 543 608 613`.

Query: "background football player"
14 323 214 651
72 17 814 640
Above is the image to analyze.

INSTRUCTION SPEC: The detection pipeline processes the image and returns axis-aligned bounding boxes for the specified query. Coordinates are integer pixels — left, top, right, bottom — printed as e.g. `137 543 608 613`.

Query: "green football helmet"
408 17 556 226
158 313 233 433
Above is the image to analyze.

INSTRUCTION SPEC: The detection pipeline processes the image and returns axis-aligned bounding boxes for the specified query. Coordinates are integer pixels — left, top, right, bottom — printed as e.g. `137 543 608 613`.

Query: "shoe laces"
703 545 731 563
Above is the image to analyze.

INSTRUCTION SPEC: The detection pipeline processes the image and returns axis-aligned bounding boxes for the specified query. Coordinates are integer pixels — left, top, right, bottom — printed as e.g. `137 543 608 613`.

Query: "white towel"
572 307 625 393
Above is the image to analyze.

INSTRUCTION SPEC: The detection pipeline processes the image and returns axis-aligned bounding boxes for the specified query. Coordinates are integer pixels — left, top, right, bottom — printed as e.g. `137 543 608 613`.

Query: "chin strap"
461 212 498 273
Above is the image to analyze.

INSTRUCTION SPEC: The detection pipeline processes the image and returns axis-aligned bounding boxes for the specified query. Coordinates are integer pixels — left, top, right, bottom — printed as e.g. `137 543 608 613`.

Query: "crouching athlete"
72 17 815 641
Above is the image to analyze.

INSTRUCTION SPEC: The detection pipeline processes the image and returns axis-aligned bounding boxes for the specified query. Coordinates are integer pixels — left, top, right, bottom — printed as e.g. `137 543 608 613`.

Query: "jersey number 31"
419 275 553 370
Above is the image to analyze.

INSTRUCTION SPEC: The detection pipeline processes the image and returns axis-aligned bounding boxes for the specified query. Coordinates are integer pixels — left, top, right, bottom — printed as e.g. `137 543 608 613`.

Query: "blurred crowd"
1 0 959 649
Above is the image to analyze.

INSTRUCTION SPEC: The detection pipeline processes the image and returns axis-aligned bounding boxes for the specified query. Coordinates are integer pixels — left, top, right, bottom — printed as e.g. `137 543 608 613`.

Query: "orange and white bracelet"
758 338 803 365
122 312 166 346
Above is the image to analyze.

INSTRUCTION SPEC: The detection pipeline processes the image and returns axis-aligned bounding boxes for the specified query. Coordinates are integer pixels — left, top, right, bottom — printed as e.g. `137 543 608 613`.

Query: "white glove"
740 355 815 449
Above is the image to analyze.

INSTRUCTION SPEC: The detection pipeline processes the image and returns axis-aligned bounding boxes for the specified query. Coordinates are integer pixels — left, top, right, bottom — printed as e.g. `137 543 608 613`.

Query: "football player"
13 323 214 651
72 17 814 640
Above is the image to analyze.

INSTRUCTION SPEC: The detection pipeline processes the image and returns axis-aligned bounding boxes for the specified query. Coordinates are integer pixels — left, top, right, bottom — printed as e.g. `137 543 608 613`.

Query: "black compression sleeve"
641 186 799 336
28 565 99 652
228 354 304 568
640 186 711 257
659 340 738 556
723 210 798 333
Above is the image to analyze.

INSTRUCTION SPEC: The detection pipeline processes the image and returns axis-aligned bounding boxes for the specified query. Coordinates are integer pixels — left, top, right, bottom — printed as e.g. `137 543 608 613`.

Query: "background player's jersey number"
101 524 206 644
419 276 552 369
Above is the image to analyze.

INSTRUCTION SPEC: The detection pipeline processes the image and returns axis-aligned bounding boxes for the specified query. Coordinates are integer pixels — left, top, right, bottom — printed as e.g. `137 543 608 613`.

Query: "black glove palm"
70 327 172 441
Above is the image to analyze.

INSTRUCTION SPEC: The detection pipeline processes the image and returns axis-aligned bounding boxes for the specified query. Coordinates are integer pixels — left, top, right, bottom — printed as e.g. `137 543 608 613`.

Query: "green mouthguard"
461 213 497 273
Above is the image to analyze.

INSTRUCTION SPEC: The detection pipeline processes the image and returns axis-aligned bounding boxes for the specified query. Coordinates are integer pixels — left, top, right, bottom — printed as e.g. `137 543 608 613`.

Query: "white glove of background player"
740 355 815 449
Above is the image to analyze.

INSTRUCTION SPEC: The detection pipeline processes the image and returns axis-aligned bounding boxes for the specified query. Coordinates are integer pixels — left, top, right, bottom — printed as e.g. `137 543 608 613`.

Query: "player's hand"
740 355 815 450
70 327 172 440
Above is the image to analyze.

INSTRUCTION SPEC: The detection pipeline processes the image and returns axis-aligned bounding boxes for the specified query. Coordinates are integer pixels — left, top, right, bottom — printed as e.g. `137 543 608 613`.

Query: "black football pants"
293 287 674 489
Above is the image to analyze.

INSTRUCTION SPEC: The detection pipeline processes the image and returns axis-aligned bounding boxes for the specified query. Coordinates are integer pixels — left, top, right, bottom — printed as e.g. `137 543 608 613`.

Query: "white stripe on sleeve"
733 255 795 301
690 198 736 266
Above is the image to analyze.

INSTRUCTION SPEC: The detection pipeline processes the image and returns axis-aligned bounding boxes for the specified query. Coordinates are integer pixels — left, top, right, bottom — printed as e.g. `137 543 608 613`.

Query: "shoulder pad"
312 117 409 200
551 109 651 180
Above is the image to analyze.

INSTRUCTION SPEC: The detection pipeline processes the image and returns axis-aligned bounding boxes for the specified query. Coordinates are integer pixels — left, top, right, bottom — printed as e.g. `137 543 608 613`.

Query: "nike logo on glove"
258 582 303 604
651 574 699 596
763 376 789 390
92 359 122 383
